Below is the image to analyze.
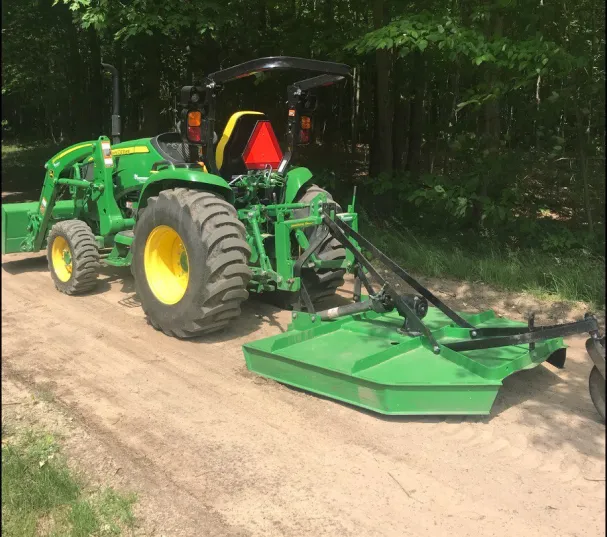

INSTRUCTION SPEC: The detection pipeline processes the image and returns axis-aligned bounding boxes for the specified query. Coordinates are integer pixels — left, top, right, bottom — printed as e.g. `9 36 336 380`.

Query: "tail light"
186 110 202 143
299 116 312 145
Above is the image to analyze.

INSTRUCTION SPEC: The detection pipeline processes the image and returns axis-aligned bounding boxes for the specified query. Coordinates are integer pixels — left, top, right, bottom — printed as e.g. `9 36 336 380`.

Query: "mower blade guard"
243 307 566 416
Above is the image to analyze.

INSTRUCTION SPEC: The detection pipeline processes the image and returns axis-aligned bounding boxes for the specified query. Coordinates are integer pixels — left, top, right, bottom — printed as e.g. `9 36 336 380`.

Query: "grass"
2 428 137 537
363 219 605 311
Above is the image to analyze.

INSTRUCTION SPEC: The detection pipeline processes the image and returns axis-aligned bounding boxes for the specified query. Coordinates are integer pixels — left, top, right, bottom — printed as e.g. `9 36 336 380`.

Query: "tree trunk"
351 67 360 154
88 28 104 139
392 58 408 172
117 48 127 136
575 106 594 234
405 51 424 178
373 0 392 176
61 6 85 141
141 37 162 136
473 9 503 227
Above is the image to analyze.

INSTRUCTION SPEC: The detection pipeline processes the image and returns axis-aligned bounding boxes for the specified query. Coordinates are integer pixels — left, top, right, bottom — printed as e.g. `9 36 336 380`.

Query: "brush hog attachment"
243 204 606 419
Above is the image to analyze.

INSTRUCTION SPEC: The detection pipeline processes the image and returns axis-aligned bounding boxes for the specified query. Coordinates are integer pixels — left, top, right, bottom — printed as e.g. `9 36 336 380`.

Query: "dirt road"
2 252 605 537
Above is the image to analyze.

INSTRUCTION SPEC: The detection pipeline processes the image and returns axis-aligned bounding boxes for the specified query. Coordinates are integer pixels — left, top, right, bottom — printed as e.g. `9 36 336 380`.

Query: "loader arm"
21 137 132 253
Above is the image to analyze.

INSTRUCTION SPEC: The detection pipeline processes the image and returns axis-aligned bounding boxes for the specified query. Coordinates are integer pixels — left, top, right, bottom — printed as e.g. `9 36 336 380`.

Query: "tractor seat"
216 111 269 180
150 132 191 163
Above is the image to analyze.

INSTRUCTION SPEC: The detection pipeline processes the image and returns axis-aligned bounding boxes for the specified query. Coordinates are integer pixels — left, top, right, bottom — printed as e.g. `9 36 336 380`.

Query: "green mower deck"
243 306 566 416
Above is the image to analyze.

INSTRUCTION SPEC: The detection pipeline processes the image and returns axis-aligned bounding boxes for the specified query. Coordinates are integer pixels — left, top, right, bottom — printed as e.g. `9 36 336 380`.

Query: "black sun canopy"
203 56 351 87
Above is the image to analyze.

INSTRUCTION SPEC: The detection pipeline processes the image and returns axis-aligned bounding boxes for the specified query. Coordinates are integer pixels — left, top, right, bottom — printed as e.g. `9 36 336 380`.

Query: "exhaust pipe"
101 63 121 145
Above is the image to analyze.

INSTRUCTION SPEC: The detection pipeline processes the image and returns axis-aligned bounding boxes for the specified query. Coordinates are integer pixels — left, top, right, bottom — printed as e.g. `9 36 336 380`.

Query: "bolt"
471 330 477 338
292 312 298 319
311 315 316 322
433 346 441 355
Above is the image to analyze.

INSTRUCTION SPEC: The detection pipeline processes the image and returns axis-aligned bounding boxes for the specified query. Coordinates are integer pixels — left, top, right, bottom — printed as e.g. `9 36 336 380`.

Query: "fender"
46 140 97 171
137 167 234 211
284 167 314 203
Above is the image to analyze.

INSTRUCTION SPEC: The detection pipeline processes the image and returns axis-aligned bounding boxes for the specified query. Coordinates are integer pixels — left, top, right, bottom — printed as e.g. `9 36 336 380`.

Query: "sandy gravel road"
2 252 605 537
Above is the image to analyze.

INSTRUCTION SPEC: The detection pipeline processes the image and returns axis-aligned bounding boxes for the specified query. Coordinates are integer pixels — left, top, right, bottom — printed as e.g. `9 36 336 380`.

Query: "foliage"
54 0 224 38
348 11 576 106
2 428 137 536
362 215 605 309
1 0 604 301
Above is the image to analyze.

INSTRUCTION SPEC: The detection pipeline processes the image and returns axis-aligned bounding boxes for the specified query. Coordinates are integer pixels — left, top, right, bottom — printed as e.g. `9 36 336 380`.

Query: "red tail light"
187 125 201 143
299 129 310 144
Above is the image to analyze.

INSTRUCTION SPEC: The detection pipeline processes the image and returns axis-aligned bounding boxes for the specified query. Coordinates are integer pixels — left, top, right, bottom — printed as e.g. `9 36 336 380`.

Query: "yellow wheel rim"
51 236 72 282
143 225 189 305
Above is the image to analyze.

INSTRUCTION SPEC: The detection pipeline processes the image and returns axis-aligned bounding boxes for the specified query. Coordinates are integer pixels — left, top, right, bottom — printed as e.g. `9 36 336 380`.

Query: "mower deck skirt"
243 307 565 415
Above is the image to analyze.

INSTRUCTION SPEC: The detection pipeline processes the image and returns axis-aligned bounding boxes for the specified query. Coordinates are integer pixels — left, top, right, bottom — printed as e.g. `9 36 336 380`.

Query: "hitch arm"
446 316 602 353
329 213 474 329
321 213 441 353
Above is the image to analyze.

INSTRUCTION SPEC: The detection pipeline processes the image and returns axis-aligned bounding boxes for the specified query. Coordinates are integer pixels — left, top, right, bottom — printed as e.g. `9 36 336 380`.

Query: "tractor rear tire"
131 188 252 338
47 220 100 295
269 185 346 310
589 366 606 422
294 185 346 306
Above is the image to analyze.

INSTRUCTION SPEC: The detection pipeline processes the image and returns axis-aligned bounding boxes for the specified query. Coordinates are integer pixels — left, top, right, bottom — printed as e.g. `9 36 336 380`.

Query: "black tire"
131 188 252 338
47 220 100 295
589 366 606 423
270 185 346 310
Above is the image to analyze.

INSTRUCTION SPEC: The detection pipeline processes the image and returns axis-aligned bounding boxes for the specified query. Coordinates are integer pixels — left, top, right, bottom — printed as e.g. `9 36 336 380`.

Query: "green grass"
2 429 137 537
363 220 605 310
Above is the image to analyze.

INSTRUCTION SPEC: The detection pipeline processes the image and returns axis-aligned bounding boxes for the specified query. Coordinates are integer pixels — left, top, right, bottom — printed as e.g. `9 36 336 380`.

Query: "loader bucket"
243 307 566 416
2 200 76 254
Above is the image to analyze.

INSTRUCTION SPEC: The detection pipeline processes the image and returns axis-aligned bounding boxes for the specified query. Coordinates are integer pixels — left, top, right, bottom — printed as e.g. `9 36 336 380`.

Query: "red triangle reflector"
242 120 283 170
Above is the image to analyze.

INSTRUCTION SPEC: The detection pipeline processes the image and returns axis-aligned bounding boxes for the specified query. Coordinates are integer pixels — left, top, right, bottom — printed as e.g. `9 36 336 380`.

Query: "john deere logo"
112 146 150 156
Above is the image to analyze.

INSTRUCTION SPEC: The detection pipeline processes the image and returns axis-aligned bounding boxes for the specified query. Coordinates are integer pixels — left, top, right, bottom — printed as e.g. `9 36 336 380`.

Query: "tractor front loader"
1 57 604 420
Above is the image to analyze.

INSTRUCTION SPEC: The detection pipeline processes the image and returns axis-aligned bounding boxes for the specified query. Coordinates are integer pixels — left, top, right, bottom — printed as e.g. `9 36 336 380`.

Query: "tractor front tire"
47 220 100 295
131 188 252 338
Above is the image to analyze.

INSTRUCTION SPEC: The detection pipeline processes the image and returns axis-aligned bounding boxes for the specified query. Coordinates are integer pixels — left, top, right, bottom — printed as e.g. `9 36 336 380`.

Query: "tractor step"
114 230 134 246
243 307 566 416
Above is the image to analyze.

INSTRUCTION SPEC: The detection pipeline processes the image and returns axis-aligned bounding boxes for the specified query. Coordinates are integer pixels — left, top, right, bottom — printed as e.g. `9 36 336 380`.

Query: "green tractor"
2 57 356 337
2 56 605 419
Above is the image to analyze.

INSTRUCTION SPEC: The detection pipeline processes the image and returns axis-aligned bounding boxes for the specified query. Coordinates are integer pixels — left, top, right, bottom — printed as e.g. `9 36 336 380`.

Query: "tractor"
2 57 605 419
2 57 355 337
